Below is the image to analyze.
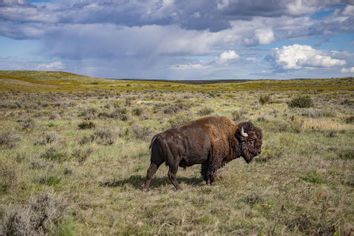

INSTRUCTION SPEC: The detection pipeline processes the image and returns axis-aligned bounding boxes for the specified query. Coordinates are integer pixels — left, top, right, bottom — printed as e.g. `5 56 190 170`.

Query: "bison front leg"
201 162 214 185
168 166 182 191
201 162 208 183
207 157 224 185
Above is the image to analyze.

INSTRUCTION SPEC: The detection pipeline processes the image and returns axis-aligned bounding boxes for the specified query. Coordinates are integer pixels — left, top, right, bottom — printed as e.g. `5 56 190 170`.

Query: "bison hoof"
175 186 183 191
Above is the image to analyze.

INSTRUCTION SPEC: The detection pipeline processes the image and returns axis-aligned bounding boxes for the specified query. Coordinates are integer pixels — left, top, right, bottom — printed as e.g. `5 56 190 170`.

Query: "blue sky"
0 0 353 80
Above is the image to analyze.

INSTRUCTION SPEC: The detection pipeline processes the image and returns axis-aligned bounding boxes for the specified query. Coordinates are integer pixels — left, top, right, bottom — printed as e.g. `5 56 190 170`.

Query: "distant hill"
0 70 353 92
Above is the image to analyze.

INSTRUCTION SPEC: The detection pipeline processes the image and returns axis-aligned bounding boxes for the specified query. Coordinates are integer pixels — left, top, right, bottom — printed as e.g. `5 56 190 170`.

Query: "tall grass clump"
40 147 67 161
0 159 17 193
198 107 214 116
78 121 96 129
288 95 314 108
259 94 271 105
34 131 60 145
132 107 144 117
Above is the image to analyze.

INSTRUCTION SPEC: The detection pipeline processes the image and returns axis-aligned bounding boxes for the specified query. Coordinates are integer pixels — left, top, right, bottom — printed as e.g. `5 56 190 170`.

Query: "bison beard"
142 116 263 191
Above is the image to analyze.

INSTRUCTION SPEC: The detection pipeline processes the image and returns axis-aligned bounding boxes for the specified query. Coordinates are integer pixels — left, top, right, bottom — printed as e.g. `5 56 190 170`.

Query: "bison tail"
149 134 160 149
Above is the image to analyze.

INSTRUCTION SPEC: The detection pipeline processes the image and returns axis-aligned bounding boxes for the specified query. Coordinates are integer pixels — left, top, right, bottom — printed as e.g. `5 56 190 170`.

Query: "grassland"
0 71 353 235
0 70 353 92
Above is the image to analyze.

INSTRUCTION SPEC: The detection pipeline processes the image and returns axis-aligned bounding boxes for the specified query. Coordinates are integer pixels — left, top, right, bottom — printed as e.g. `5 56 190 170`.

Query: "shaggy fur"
142 116 263 191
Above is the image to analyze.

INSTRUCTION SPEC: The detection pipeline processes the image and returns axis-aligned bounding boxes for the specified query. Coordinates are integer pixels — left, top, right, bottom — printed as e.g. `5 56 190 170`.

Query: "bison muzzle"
142 116 263 191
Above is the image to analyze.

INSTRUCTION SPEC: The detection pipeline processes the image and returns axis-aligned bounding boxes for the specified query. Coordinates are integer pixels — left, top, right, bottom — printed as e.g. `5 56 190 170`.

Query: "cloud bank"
0 0 353 79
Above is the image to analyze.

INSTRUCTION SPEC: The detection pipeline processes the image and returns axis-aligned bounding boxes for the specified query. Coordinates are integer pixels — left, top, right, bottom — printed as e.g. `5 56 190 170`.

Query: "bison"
142 116 263 191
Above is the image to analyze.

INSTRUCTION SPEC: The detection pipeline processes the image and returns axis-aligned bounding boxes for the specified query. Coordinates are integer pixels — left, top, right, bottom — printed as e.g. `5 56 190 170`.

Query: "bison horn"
241 127 248 137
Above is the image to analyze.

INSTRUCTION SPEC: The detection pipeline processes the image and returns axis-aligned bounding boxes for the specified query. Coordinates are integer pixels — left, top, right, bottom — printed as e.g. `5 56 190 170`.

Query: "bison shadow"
99 175 204 189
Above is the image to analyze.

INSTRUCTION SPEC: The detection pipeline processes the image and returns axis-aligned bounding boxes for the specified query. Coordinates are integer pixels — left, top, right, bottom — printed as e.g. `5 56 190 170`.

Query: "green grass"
1 70 353 92
0 70 353 235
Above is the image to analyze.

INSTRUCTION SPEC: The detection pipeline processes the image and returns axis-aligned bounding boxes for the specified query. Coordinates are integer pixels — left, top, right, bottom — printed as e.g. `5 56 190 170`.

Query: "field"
0 71 353 235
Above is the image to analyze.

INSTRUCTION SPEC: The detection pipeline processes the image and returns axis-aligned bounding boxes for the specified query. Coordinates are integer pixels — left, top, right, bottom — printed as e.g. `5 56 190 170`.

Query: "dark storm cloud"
1 0 352 36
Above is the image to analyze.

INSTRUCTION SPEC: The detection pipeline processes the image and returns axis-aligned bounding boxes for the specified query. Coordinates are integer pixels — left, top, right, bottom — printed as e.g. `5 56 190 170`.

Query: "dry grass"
0 73 353 235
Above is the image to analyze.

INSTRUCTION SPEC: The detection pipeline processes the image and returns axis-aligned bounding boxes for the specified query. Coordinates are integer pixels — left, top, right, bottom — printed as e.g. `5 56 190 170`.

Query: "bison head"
236 121 263 163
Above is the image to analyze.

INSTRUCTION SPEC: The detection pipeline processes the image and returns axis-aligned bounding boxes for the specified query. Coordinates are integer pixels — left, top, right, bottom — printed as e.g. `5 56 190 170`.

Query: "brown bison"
142 116 263 191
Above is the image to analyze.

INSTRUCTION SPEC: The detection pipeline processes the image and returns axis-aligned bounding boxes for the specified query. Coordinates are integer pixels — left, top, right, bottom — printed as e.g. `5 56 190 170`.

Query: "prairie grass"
0 71 353 235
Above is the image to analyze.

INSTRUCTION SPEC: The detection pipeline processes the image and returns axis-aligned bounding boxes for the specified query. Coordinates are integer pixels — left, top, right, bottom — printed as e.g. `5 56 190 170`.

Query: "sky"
0 0 354 80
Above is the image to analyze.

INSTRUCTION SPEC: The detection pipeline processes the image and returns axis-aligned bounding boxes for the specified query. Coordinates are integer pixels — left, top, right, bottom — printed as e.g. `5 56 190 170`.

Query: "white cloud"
286 0 317 15
216 50 239 64
341 67 354 73
273 44 346 70
255 28 275 44
37 61 64 70
217 0 230 10
342 5 354 16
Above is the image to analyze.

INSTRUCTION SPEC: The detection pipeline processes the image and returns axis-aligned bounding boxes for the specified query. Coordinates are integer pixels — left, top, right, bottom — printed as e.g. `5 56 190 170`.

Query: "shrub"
341 99 354 106
71 148 93 163
78 121 96 129
198 107 214 116
97 112 111 119
132 107 143 116
0 159 17 193
18 118 36 131
40 147 67 161
0 131 20 149
259 95 271 105
1 191 65 235
92 128 115 145
110 108 129 121
286 214 316 234
47 121 56 128
243 193 263 206
288 95 314 108
34 132 60 145
337 149 354 160
131 124 152 141
163 102 190 114
79 108 97 120
125 97 134 106
345 116 354 124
